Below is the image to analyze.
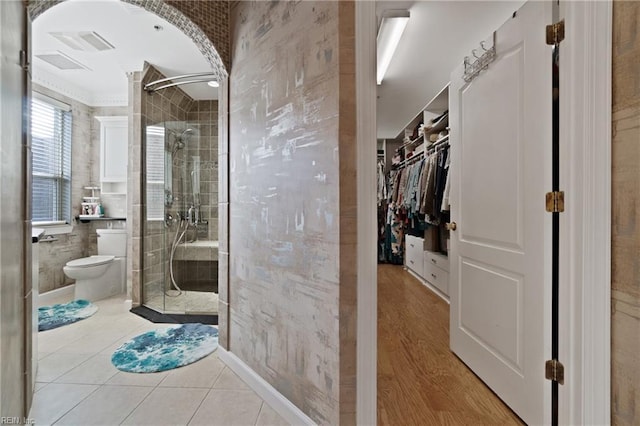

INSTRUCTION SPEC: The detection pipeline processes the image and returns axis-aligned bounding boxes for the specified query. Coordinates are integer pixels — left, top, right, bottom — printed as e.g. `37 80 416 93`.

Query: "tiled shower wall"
139 65 193 300
611 1 640 424
228 1 357 423
33 84 127 294
134 65 218 305
187 100 219 241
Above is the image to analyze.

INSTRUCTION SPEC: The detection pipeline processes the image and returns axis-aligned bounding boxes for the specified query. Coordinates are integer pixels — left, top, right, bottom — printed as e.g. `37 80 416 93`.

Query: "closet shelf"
401 134 424 148
423 113 449 136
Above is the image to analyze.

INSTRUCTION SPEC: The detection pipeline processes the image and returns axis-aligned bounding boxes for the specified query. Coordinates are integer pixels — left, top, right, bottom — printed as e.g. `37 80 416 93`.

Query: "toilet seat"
66 255 114 268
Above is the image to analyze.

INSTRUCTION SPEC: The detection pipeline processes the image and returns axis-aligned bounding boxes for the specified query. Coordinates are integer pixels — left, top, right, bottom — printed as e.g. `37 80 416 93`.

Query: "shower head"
170 128 193 154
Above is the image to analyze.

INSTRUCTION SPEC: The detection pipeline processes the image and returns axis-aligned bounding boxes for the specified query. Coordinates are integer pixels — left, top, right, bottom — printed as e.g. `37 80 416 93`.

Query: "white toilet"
63 228 127 302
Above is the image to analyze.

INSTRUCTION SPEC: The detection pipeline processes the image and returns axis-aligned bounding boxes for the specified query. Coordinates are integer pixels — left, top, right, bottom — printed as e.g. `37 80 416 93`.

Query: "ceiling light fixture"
35 51 90 70
376 10 410 85
49 31 115 52
207 81 219 88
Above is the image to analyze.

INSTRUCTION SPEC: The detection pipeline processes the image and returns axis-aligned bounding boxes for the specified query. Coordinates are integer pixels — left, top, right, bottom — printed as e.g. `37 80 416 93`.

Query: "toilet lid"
66 255 114 268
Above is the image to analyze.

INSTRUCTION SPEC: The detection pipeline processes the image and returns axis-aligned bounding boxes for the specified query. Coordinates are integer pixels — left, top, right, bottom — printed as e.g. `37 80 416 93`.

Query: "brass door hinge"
546 191 565 213
545 359 565 385
546 20 565 45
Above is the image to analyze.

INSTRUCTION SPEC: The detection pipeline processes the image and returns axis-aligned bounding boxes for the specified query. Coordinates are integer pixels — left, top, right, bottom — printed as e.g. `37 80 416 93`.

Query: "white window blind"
146 125 165 221
31 96 72 224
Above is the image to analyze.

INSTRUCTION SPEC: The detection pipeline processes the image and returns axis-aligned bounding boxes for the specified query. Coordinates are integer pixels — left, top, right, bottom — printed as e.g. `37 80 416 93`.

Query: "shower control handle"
164 213 174 227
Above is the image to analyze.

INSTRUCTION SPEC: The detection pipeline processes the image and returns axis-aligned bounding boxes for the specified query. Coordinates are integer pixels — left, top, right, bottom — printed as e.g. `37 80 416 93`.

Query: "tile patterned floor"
30 294 288 426
144 281 219 314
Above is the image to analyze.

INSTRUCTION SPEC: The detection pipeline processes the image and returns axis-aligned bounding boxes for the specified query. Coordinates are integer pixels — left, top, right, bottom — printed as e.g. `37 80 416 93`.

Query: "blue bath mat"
111 323 218 373
38 299 98 331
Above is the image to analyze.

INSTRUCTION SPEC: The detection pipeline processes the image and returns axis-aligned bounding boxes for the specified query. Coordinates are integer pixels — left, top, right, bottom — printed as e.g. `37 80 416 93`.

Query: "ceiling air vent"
49 31 115 52
35 51 90 70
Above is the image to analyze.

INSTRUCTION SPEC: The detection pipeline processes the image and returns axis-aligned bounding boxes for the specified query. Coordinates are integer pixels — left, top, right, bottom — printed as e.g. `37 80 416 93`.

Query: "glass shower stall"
142 119 218 315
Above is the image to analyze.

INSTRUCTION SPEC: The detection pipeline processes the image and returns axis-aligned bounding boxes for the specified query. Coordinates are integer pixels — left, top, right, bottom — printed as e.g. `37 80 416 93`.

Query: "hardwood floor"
377 264 524 425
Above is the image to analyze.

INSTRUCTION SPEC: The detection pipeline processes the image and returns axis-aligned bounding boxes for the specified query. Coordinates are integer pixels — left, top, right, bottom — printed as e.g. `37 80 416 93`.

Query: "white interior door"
449 1 552 424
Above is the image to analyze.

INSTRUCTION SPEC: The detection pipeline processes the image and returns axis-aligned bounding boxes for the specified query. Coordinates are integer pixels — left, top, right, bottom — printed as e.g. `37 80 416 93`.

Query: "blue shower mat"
38 299 98 331
111 323 218 373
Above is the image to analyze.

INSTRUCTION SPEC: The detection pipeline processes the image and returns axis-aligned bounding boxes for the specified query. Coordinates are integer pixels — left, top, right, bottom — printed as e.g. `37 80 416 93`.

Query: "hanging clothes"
441 148 451 212
377 142 450 263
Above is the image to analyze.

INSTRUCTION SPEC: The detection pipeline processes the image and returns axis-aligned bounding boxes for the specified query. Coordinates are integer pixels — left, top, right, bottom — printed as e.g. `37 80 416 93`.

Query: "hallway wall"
611 1 640 424
228 1 357 424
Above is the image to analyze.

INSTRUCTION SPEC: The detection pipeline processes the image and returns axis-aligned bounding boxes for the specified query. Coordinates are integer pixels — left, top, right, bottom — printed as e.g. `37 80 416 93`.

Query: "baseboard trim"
38 284 75 305
217 348 316 426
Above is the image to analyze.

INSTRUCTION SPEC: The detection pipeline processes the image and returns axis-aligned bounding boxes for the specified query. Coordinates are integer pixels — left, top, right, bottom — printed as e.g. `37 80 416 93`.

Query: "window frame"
31 92 73 226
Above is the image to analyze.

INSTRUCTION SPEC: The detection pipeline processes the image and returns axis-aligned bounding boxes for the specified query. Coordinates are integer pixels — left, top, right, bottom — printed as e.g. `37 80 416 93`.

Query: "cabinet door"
100 117 128 182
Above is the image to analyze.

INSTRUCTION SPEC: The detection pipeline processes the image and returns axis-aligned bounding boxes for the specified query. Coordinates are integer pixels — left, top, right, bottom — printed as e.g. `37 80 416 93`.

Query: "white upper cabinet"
95 116 128 194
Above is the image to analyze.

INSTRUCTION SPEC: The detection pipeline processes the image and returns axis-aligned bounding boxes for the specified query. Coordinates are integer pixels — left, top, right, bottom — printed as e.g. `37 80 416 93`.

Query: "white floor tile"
54 329 129 355
212 366 250 390
106 370 169 387
34 382 48 392
29 383 98 426
54 354 119 385
36 352 92 383
38 351 53 361
188 389 262 426
121 387 208 426
55 385 153 426
37 328 84 354
255 402 290 426
159 354 225 389
33 294 273 426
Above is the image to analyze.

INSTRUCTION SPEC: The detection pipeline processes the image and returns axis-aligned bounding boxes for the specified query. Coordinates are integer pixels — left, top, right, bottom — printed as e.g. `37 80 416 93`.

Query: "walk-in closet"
374 0 584 424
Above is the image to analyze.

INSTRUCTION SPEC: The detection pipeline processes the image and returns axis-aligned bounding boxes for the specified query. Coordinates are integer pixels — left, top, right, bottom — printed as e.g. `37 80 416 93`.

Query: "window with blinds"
31 95 72 224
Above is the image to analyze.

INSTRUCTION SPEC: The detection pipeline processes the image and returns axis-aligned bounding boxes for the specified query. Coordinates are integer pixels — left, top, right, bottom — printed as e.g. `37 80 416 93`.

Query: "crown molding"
32 69 128 107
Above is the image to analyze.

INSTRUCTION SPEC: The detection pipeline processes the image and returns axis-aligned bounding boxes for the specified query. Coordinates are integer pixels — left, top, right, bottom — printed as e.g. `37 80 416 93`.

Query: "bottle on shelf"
80 186 104 218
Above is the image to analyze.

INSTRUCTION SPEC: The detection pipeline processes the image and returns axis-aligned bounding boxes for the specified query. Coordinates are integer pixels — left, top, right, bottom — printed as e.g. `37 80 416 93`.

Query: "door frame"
354 1 612 424
557 1 612 424
355 1 377 425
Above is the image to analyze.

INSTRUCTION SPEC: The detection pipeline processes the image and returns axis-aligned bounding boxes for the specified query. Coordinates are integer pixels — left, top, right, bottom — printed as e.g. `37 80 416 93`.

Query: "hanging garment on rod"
377 159 387 206
441 148 452 212
419 142 450 225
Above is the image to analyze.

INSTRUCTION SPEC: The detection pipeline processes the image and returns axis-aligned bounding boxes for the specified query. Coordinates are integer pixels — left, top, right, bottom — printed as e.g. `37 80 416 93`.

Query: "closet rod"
426 138 449 153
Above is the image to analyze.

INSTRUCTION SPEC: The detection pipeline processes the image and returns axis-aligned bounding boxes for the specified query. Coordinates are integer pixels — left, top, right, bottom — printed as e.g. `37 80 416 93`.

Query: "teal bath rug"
38 299 98 331
111 323 218 373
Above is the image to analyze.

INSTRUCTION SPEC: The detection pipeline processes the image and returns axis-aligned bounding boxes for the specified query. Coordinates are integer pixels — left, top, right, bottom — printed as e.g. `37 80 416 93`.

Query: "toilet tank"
96 229 127 256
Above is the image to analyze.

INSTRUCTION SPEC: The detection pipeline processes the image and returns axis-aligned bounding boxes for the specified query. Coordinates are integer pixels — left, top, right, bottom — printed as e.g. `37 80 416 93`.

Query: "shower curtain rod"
143 72 217 93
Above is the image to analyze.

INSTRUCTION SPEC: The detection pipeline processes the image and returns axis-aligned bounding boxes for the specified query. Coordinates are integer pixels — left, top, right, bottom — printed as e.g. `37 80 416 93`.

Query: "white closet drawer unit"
405 235 424 277
424 251 449 296
425 251 449 272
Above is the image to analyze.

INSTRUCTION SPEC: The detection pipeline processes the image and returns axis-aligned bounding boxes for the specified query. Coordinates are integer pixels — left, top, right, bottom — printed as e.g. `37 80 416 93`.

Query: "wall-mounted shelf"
76 216 126 223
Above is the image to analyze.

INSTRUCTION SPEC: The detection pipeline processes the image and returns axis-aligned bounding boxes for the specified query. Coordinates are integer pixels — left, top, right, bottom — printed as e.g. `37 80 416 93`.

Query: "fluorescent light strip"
376 11 410 85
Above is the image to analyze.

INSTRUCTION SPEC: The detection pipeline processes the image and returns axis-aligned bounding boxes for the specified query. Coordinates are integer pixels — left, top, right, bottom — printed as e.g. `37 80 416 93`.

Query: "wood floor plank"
377 264 525 425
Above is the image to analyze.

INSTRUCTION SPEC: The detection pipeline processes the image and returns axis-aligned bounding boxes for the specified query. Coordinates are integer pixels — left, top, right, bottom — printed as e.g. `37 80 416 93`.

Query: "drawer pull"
431 259 437 264
409 244 414 248
409 260 414 264
431 273 437 279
